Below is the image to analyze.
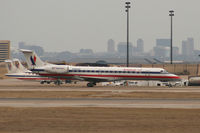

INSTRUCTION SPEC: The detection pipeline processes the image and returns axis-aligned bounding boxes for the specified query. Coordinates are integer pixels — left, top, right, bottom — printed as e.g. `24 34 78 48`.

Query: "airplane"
20 49 181 87
4 59 70 84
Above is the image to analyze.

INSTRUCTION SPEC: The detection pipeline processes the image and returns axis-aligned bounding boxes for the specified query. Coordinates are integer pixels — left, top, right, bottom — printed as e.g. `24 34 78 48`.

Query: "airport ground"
0 107 200 133
0 79 200 132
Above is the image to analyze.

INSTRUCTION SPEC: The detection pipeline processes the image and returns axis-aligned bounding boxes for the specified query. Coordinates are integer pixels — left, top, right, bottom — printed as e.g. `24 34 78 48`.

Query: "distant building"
173 46 179 57
18 42 44 56
187 37 194 55
79 49 93 54
182 40 187 55
153 39 171 58
153 46 169 58
107 39 115 53
117 42 134 56
0 40 10 62
18 42 26 49
182 38 194 56
156 39 170 47
137 39 144 53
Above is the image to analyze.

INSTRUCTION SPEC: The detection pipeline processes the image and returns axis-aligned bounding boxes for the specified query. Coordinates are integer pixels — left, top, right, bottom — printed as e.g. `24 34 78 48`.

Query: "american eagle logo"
15 61 19 68
30 56 36 66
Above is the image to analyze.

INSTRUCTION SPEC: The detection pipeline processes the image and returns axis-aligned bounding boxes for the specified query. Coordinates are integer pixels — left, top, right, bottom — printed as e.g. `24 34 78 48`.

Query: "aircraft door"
145 70 150 86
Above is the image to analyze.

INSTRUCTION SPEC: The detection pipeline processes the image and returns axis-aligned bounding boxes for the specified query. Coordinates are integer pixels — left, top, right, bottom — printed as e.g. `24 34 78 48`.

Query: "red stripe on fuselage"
38 73 180 80
16 77 69 81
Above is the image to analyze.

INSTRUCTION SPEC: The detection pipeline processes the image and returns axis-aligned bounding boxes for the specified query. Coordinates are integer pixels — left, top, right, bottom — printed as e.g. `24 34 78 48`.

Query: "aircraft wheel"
57 80 61 85
54 79 62 85
169 84 172 87
40 81 45 84
87 83 94 87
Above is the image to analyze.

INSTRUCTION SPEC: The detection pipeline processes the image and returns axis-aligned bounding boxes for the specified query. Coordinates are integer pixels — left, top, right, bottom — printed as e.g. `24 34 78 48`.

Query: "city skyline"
12 37 200 64
15 37 197 56
1 0 200 52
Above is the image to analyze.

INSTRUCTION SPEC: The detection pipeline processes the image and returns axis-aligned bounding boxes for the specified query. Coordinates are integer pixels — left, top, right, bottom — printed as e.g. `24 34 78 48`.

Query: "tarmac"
0 97 200 108
1 79 200 109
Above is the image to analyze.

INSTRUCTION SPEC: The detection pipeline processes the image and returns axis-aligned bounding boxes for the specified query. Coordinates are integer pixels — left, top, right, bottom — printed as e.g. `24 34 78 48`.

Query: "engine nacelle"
44 66 69 74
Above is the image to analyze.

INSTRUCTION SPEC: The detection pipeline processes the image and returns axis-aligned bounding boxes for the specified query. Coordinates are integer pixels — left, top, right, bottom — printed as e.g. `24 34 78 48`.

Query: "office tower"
0 40 10 62
107 39 115 53
154 39 170 58
182 38 194 56
187 38 194 55
137 39 144 53
117 42 134 56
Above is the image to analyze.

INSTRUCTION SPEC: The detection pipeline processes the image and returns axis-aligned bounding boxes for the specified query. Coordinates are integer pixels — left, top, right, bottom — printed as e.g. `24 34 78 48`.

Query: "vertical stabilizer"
4 60 17 73
13 58 27 72
20 49 45 69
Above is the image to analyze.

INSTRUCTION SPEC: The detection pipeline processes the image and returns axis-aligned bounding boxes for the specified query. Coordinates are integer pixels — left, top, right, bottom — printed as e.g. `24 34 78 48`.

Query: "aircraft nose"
173 74 182 81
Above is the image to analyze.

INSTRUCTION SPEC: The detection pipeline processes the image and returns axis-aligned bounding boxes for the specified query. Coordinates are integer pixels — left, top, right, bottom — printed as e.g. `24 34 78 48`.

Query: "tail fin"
13 58 27 72
4 60 17 73
20 49 45 69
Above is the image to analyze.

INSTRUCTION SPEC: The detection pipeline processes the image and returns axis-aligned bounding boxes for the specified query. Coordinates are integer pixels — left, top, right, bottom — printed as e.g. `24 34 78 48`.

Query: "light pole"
125 2 131 67
169 10 174 64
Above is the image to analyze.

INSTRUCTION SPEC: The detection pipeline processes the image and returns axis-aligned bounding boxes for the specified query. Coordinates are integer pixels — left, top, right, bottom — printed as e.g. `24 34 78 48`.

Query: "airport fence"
129 64 200 76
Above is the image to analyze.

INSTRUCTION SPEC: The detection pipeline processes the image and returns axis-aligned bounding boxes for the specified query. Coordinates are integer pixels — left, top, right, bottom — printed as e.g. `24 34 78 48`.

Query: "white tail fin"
20 49 45 69
13 58 27 72
4 60 17 73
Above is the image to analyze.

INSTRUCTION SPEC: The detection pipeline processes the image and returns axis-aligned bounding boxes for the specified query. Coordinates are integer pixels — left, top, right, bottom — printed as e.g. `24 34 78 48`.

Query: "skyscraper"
0 40 10 62
137 39 144 53
154 39 170 58
107 39 115 53
117 42 134 56
182 40 187 55
187 38 194 55
182 38 194 56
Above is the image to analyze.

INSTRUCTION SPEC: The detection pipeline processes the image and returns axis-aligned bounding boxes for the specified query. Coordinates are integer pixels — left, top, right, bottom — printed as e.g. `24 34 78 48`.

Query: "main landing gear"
87 82 96 87
54 79 62 85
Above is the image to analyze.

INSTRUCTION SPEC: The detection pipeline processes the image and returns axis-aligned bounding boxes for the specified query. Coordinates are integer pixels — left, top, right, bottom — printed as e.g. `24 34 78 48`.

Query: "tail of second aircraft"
5 59 28 74
20 49 45 69
5 59 17 74
13 58 27 72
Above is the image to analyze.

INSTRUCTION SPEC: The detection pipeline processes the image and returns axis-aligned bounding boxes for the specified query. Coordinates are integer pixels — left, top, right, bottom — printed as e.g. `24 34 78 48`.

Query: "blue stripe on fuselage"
31 69 45 72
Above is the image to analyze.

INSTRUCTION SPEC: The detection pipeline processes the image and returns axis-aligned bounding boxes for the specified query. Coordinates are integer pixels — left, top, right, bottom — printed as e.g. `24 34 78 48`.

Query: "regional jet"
20 49 181 87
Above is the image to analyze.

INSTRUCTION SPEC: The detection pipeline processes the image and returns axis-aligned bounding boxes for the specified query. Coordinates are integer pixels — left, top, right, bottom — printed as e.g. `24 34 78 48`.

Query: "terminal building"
0 40 10 62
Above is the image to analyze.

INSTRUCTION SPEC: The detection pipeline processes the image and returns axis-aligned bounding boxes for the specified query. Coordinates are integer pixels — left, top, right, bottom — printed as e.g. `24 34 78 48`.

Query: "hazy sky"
0 0 200 52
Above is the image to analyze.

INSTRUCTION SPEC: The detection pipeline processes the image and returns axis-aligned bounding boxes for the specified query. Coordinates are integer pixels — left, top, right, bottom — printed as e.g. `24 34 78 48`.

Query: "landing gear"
87 82 96 87
54 79 62 85
40 81 45 84
168 84 173 87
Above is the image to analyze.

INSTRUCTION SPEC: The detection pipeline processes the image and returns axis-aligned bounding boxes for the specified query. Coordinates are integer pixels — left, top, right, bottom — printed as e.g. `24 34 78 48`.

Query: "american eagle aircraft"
20 49 181 87
4 59 65 84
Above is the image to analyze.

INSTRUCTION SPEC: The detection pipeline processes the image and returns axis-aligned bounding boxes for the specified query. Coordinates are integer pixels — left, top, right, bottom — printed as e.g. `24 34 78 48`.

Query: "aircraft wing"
74 75 110 83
